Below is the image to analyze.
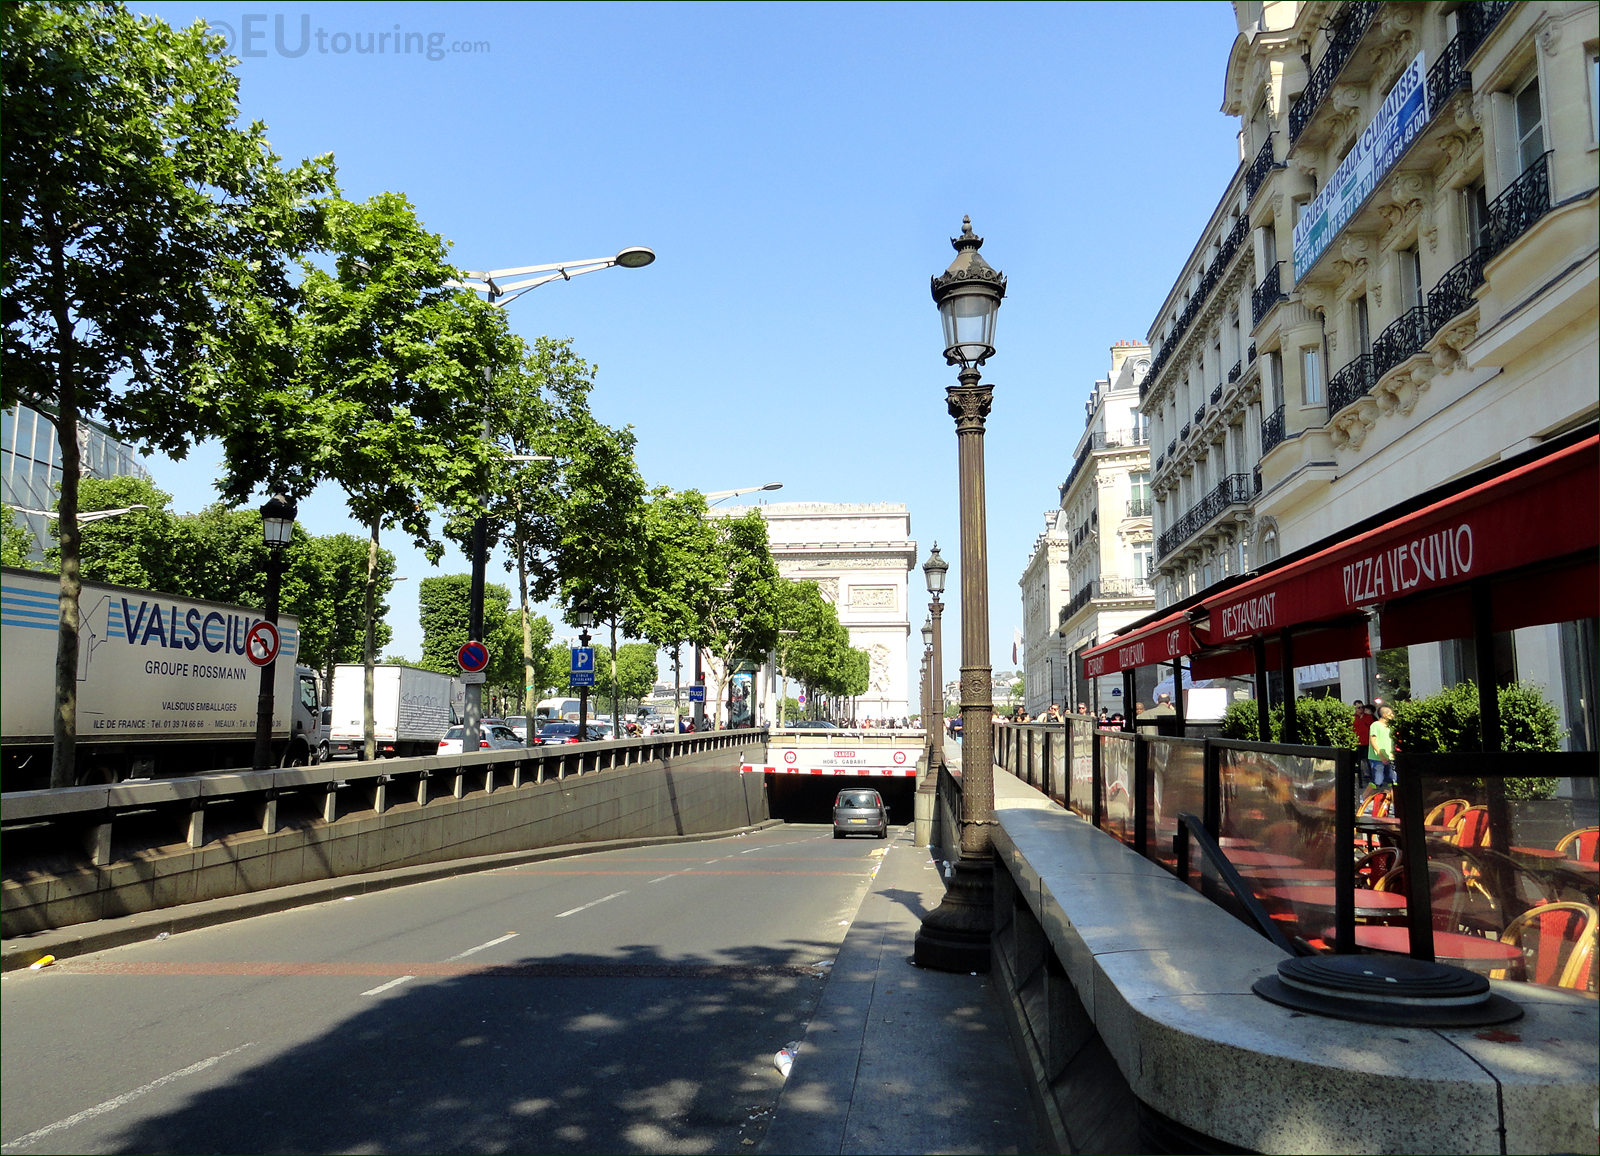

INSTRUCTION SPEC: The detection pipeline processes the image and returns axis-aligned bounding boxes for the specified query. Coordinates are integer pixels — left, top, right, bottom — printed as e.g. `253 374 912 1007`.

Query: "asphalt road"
1 825 895 1155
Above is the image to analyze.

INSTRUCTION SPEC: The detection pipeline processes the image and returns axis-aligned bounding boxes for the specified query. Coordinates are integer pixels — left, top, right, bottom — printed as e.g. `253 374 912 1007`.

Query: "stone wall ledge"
992 795 1599 1155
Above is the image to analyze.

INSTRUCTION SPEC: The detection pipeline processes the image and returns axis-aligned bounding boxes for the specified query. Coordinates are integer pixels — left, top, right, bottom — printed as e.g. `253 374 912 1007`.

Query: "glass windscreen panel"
1216 747 1341 949
1067 717 1095 818
1147 737 1206 871
1099 733 1137 846
1410 774 1598 993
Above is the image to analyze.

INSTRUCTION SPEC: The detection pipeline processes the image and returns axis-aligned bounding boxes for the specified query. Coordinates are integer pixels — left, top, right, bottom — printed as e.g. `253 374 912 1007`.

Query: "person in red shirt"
1351 700 1374 788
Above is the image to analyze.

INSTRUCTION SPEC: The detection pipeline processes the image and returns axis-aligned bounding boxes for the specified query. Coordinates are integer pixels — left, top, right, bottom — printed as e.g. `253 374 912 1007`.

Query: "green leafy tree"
417 574 518 689
213 192 516 758
3 2 332 785
612 643 659 711
692 510 782 708
1 507 35 568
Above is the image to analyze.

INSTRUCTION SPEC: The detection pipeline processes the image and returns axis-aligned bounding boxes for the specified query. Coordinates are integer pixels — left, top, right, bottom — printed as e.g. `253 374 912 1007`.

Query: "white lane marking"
446 933 518 962
647 875 681 884
1 1043 255 1152
361 975 415 997
555 891 627 918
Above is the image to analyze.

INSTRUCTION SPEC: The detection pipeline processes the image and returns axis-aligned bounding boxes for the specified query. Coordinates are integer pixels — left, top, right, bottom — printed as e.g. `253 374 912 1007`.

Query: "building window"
1590 46 1600 143
1132 542 1153 585
1355 296 1371 355
1515 74 1545 174
1266 351 1284 411
1463 181 1489 250
1399 247 1423 312
1301 346 1323 406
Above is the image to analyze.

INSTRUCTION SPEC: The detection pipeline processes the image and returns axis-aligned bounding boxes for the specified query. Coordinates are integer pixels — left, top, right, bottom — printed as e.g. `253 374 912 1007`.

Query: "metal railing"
1288 0 1381 142
1227 360 1241 384
1252 263 1283 326
1483 150 1552 263
1155 473 1255 559
1261 404 1287 455
1244 136 1277 202
1426 29 1473 113
1372 304 1432 378
1327 352 1377 414
1142 214 1252 399
1427 247 1486 330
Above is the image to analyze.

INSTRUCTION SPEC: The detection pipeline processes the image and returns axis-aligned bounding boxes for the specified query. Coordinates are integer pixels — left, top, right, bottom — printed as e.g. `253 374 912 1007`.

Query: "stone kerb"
990 785 1599 1154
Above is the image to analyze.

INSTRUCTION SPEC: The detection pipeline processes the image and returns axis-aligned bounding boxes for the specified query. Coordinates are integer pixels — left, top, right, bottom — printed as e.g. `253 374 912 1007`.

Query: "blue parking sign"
571 647 595 687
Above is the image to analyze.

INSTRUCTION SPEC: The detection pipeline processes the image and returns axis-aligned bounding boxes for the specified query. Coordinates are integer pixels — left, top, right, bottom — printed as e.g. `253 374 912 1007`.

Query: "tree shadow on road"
103 937 843 1155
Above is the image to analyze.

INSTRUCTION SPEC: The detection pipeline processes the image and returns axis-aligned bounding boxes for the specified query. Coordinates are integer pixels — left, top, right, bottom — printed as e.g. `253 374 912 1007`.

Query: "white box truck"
328 663 457 758
1 567 322 790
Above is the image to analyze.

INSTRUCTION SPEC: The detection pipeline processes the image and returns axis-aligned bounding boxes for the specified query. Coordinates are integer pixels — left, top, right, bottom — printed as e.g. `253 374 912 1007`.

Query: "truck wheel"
281 743 311 768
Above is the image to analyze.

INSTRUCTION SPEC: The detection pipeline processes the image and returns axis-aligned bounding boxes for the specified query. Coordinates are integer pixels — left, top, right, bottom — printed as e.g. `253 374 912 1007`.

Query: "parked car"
535 720 608 744
436 723 525 755
832 788 888 839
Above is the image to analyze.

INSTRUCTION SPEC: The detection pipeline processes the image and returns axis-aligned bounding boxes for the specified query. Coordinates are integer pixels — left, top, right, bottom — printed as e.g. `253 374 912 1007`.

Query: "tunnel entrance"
763 774 917 827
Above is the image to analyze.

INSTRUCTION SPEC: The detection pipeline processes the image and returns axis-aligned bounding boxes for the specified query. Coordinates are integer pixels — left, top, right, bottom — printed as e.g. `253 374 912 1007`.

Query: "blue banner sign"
1293 51 1430 277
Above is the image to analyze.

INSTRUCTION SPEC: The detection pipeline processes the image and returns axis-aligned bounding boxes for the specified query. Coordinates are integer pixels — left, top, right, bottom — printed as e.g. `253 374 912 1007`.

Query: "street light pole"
252 495 297 771
450 246 655 750
576 607 593 740
923 543 948 778
915 217 1005 973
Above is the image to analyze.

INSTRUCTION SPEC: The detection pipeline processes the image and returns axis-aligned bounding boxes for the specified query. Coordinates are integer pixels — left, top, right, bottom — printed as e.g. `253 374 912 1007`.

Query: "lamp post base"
913 854 995 972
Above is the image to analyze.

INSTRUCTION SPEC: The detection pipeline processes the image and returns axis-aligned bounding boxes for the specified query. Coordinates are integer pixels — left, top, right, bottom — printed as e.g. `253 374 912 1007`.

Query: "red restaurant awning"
1081 608 1196 680
1198 434 1597 647
1084 433 1597 684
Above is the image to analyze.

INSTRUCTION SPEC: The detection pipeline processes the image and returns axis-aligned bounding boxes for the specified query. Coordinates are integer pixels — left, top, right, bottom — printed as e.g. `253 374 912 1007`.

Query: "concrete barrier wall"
987 773 1599 1155
4 746 766 937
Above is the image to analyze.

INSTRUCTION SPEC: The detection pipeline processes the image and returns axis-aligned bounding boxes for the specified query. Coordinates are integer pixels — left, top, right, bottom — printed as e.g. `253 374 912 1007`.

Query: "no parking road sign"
457 641 490 674
245 620 280 667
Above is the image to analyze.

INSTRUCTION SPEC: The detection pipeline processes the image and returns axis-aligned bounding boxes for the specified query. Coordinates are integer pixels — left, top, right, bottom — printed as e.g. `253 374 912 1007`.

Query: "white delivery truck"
327 663 458 758
1 567 322 791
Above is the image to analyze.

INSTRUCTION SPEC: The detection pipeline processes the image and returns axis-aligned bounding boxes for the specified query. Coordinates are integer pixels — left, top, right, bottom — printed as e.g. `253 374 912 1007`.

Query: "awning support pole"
1279 630 1297 745
1171 660 1186 730
1472 580 1502 752
1252 636 1270 740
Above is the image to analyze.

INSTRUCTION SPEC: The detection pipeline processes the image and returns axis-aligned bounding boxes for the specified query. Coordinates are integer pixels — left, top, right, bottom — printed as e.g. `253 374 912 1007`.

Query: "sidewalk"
760 738 1045 1155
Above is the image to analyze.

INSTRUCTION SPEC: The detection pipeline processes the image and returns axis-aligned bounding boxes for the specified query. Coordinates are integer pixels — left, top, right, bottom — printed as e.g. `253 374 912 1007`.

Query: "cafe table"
1263 885 1408 920
1328 923 1525 974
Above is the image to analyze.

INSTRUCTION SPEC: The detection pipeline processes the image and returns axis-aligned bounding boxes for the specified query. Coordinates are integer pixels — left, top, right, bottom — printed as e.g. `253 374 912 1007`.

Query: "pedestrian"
1351 700 1374 789
1368 706 1397 791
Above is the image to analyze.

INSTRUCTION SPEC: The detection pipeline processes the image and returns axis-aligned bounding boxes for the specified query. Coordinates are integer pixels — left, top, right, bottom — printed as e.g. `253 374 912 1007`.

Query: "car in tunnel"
832 788 888 839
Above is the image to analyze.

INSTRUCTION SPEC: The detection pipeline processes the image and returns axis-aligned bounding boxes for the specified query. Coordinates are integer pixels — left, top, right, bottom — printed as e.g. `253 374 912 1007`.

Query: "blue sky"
131 0 1245 689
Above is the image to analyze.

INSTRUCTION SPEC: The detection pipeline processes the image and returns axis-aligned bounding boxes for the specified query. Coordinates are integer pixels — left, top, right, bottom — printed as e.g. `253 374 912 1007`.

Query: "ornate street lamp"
576 607 594 741
915 217 1005 973
252 494 298 770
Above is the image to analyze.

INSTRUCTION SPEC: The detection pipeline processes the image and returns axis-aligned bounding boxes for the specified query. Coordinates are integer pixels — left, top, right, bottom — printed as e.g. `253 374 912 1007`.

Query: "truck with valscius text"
327 663 458 758
0 567 323 792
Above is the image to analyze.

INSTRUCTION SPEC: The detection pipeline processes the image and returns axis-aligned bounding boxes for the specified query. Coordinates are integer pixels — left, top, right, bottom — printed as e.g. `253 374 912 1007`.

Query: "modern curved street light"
915 216 1006 974
702 482 783 505
446 245 654 749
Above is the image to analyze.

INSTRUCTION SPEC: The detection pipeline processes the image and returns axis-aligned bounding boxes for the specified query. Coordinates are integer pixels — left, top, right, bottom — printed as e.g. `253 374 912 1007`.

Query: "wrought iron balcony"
1245 137 1277 203
1252 263 1284 326
1155 473 1256 560
1126 498 1152 518
1261 404 1286 455
1327 352 1377 414
1247 342 1256 363
1252 466 1263 495
1427 248 1485 330
1288 0 1381 143
1482 151 1552 264
1194 405 1205 427
1181 422 1192 441
1459 0 1514 52
1227 361 1241 385
1372 305 1432 378
1426 30 1473 113
1211 383 1224 405
1167 438 1177 459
